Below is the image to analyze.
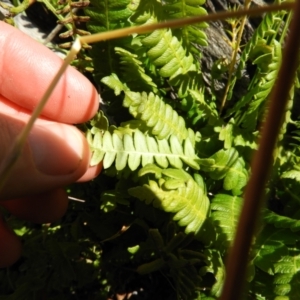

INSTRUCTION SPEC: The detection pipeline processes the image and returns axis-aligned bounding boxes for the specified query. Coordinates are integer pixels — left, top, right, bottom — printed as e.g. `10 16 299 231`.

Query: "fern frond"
189 89 219 123
142 28 197 79
209 194 242 251
253 225 298 276
242 40 281 124
129 165 210 234
87 129 200 171
273 249 300 298
114 47 158 92
84 0 135 79
236 9 286 78
162 0 208 50
101 74 197 142
226 39 282 130
123 90 195 141
263 209 300 232
201 148 248 195
201 249 225 297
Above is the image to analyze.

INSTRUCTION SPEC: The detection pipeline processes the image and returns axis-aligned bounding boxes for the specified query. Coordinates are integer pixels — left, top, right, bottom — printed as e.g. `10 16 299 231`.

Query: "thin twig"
219 0 252 114
80 2 294 45
220 1 300 299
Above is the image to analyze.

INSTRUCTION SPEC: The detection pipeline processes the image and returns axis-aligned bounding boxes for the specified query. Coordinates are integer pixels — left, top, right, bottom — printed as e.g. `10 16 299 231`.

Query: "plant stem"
220 0 300 299
219 0 252 114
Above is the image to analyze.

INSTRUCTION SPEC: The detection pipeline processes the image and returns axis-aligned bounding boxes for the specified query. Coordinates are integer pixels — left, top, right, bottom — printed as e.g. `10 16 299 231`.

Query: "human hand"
0 22 101 267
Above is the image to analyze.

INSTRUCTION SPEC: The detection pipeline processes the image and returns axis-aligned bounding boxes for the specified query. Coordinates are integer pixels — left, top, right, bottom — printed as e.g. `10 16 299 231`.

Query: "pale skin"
0 22 102 267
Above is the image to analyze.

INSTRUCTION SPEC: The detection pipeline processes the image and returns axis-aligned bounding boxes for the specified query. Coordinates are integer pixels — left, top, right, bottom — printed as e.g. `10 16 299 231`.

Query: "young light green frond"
142 28 197 79
101 73 127 95
123 91 193 141
129 166 210 234
114 47 158 92
162 0 208 50
281 170 300 182
189 89 219 122
202 148 248 194
210 194 242 251
88 129 200 170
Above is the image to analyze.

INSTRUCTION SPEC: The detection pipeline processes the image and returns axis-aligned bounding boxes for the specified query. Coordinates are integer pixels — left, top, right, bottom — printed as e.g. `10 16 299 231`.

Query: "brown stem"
220 1 300 299
80 2 295 45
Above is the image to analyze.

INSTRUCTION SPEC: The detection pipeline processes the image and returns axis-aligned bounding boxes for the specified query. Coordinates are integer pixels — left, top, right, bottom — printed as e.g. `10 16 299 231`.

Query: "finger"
0 216 22 268
0 22 99 124
77 163 102 182
0 189 69 224
0 103 91 200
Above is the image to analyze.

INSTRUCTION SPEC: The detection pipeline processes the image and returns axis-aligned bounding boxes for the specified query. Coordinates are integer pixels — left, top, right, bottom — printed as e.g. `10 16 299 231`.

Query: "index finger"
0 22 99 124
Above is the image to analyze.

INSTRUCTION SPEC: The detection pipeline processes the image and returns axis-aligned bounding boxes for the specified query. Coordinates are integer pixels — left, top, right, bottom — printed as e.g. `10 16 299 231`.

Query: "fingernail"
28 124 84 176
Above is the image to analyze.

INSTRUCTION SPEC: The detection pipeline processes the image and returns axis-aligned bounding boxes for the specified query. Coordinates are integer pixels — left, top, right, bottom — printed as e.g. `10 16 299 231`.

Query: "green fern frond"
189 89 219 123
84 0 135 79
227 39 282 130
273 249 300 298
114 47 158 92
142 28 197 79
278 84 295 142
129 165 210 234
253 225 298 276
281 170 300 182
236 9 286 78
209 194 242 251
244 40 281 114
201 148 248 195
162 0 208 50
201 249 225 297
101 74 198 142
263 209 300 232
123 90 194 141
87 129 200 171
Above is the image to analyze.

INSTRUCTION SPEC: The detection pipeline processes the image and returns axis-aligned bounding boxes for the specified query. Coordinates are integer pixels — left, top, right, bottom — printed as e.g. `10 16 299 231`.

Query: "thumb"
0 216 22 268
0 98 91 200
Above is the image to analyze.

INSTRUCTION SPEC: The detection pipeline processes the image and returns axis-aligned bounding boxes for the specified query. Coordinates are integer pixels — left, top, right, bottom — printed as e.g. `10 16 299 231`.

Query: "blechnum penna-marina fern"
1 0 300 299
83 0 300 299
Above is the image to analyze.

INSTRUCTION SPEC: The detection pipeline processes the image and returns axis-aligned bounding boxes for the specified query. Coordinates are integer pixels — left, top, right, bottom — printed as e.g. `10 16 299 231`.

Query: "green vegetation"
1 0 300 299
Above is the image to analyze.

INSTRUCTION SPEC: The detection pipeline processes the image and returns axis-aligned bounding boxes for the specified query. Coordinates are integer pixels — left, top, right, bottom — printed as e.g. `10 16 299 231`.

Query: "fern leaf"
129 165 210 234
142 28 197 79
236 10 285 78
84 0 134 79
115 47 158 92
227 39 282 129
263 209 300 232
281 170 300 183
253 225 298 275
201 249 225 297
163 0 208 50
202 148 248 194
101 73 127 95
189 89 218 123
123 90 192 141
273 250 300 298
88 129 200 170
210 194 242 251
